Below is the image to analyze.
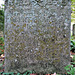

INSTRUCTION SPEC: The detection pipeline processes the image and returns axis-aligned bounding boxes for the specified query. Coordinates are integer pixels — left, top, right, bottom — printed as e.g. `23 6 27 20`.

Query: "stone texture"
4 0 71 74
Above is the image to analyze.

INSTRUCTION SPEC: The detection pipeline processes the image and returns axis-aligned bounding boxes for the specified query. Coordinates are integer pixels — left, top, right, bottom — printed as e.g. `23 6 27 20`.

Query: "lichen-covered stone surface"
4 0 71 74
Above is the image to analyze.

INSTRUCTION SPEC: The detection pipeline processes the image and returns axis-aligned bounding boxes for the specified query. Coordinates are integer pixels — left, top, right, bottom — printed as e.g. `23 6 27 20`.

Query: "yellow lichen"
22 24 26 28
16 25 19 27
53 59 60 64
34 20 38 23
36 56 44 60
20 29 24 32
49 22 52 24
11 22 16 26
31 27 33 29
38 30 41 32
39 33 43 36
30 20 32 22
40 44 45 49
5 32 7 34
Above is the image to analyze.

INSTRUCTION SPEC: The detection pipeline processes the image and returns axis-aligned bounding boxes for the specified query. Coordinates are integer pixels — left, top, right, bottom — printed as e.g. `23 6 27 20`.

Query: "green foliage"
71 62 75 65
64 65 75 75
71 0 75 22
0 70 35 75
0 37 4 54
72 55 75 61
71 40 75 52
0 8 4 32
0 46 4 50
71 0 75 2
0 64 3 70
71 36 75 40
0 36 4 44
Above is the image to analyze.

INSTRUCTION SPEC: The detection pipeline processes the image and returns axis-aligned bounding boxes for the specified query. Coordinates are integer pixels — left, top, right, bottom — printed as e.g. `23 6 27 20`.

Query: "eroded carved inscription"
5 0 71 74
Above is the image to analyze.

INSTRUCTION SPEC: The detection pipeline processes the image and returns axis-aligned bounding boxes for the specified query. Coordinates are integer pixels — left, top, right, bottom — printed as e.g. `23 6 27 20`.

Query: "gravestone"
4 0 71 74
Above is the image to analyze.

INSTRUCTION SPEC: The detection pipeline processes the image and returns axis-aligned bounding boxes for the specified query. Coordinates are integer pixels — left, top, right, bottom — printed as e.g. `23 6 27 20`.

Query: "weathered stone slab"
4 0 71 74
